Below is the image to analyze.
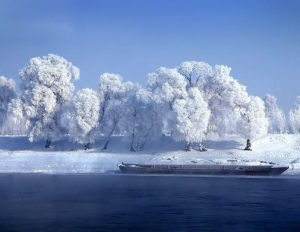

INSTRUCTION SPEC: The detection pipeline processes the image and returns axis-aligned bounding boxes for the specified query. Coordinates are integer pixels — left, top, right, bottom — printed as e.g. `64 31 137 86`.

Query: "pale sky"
0 0 300 112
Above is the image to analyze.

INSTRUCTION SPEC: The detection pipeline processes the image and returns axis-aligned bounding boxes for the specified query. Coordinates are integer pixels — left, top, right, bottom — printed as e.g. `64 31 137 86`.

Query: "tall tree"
148 67 210 151
177 61 269 149
121 87 162 152
178 62 250 139
98 73 136 150
18 54 79 147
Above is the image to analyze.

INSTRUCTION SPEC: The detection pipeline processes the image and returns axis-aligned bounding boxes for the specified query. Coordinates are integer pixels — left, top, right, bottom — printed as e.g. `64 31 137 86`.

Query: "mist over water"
0 174 300 232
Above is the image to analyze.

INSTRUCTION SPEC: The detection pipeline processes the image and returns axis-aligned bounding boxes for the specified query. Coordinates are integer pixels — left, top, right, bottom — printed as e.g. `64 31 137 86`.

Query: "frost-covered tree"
172 87 210 151
147 67 186 131
148 67 210 151
264 94 286 134
66 88 100 149
121 87 162 152
177 61 213 88
97 73 136 150
4 98 28 135
18 54 79 147
0 76 16 130
152 61 268 151
237 96 269 150
147 67 187 135
289 96 300 134
7 98 25 125
98 73 124 124
177 62 250 138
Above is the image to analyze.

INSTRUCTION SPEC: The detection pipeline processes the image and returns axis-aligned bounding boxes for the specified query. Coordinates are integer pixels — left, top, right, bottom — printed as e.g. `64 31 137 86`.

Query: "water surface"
0 174 299 232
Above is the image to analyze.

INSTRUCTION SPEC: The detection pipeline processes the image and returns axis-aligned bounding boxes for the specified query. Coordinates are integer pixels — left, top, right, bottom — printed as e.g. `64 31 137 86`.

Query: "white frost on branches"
66 88 100 145
122 87 162 151
147 67 188 136
177 61 269 142
177 62 250 138
148 66 210 149
0 76 16 127
172 87 210 146
289 96 300 134
98 73 138 150
264 94 286 133
237 96 269 140
18 54 79 143
2 56 286 149
148 67 187 105
98 73 125 124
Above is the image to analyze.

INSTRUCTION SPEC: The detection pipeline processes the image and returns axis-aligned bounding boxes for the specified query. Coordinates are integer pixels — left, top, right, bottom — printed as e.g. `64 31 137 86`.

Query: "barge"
118 162 289 176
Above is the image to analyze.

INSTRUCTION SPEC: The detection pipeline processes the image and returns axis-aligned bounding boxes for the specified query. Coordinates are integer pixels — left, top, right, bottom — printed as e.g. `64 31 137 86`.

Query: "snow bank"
0 134 300 174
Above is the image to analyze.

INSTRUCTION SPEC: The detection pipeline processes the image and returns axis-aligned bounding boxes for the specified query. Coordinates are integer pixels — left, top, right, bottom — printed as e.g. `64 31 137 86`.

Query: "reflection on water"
0 174 300 232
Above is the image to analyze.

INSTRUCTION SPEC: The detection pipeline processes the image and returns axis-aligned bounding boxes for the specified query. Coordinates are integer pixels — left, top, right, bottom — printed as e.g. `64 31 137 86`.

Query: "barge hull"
119 164 288 176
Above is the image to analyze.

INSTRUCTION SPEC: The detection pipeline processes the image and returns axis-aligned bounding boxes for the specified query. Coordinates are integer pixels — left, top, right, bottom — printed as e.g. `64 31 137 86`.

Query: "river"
0 174 299 231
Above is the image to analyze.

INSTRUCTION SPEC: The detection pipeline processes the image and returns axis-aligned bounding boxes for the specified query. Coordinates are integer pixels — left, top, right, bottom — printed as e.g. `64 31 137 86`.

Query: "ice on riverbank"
0 134 300 174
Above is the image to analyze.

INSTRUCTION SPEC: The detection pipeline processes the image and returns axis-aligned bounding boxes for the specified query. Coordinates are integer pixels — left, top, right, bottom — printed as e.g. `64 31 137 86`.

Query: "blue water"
0 174 300 232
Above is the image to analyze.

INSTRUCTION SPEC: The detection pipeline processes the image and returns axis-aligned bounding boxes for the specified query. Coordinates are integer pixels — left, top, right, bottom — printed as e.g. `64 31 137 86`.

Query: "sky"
0 0 299 112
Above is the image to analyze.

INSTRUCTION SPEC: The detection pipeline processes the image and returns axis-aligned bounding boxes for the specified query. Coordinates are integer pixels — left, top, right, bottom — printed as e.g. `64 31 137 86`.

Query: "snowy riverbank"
0 134 300 174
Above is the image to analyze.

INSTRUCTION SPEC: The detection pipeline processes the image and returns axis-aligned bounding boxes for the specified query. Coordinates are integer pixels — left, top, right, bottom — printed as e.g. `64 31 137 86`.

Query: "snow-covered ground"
0 134 300 175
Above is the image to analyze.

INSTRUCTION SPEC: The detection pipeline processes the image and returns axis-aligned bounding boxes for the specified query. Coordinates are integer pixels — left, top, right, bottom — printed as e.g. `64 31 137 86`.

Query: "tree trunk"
244 139 252 151
99 95 109 124
198 142 207 152
102 121 117 150
139 120 155 151
129 129 137 152
102 139 110 150
84 143 91 150
130 144 136 152
185 142 192 152
45 139 51 148
129 110 137 152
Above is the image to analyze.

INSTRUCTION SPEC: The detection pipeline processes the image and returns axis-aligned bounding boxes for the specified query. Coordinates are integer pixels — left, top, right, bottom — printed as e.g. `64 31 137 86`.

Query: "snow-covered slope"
0 134 300 174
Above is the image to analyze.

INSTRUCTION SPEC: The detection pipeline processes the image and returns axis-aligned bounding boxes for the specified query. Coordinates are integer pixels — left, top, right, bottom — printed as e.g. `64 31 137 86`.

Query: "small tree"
264 94 286 133
18 54 79 147
66 88 100 150
289 96 300 134
6 98 28 135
